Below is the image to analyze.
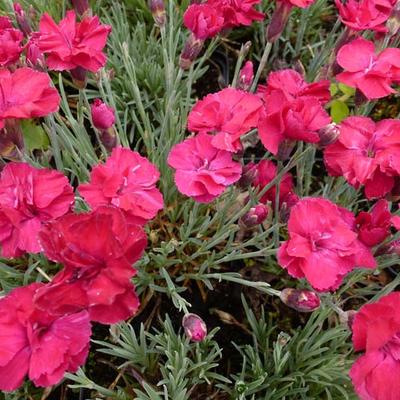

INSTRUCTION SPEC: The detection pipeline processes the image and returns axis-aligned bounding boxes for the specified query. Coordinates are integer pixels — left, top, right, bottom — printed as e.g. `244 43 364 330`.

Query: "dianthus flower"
36 206 147 324
78 147 164 225
324 116 400 199
0 162 74 258
188 88 263 152
335 0 394 32
350 292 400 400
0 67 60 129
167 133 242 203
336 37 400 99
278 197 376 291
37 10 111 72
0 16 23 67
0 283 91 391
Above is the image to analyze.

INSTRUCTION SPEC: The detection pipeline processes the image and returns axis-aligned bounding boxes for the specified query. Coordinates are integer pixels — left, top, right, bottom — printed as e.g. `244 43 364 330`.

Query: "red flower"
356 199 392 247
0 283 91 391
91 99 115 130
0 16 23 67
37 10 111 72
0 162 74 258
258 93 331 155
207 0 264 28
0 67 60 129
350 292 400 400
324 116 400 199
78 147 163 225
167 133 242 203
258 68 330 104
252 159 297 206
336 37 400 99
278 197 376 291
183 4 225 40
335 0 394 32
36 206 147 324
188 88 263 152
281 0 315 7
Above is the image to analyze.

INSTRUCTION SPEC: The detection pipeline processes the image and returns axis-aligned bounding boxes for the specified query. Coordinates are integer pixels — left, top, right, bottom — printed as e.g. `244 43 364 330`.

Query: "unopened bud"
71 0 90 16
280 288 320 312
26 39 45 70
149 0 166 27
387 1 400 35
339 310 357 330
13 3 32 36
238 61 254 91
240 204 269 227
238 162 258 187
277 139 295 161
179 34 204 70
182 313 207 342
279 192 299 223
0 119 24 160
318 123 340 147
71 66 87 89
266 1 292 43
91 99 116 130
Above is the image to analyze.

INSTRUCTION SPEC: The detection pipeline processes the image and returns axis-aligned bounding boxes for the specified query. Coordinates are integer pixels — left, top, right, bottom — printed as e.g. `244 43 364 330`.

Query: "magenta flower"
37 10 111 72
167 133 242 203
350 292 400 400
0 16 23 67
188 88 263 153
0 68 60 128
278 197 376 291
0 283 91 391
0 162 74 258
183 4 225 40
324 116 400 199
78 147 164 225
336 37 400 99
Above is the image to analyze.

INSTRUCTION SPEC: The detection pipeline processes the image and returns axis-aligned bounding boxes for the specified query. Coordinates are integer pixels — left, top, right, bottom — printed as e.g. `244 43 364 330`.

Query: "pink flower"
0 16 23 67
278 197 376 291
37 10 111 72
167 133 242 203
252 159 297 206
183 4 225 40
282 0 316 8
0 283 91 391
335 0 394 32
78 147 163 225
336 37 400 99
350 292 400 400
356 199 392 247
258 93 331 155
188 88 263 152
324 116 400 199
36 206 147 324
258 69 331 104
0 67 60 129
91 99 115 130
0 162 74 258
182 313 207 342
207 0 264 28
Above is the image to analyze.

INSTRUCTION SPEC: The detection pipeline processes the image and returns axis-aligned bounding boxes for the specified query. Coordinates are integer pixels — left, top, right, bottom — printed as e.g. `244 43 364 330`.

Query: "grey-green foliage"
67 316 229 400
221 299 356 400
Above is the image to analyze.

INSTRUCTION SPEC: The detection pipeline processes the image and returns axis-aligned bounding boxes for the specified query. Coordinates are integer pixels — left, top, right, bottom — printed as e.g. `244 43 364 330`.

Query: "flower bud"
179 34 204 70
387 1 400 36
13 3 32 36
266 1 292 43
277 139 295 161
91 99 116 131
339 309 357 330
71 0 90 16
240 204 269 227
238 61 254 91
318 123 340 147
0 119 24 160
238 162 258 187
182 313 207 342
71 66 87 89
280 288 320 312
279 192 299 223
149 0 166 27
26 40 45 70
